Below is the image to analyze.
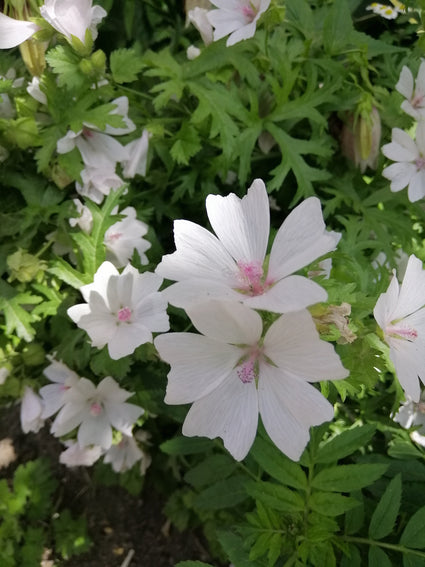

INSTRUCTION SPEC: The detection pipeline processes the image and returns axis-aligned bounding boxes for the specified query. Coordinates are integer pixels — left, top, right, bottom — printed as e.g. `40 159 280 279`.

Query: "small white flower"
374 254 425 402
51 376 144 449
27 77 47 105
60 440 103 467
207 0 271 47
40 0 107 44
188 7 213 45
103 434 148 473
382 124 425 202
0 13 40 49
67 261 169 359
155 301 348 461
105 206 151 268
76 165 124 204
396 61 425 120
157 179 340 314
366 3 400 19
20 386 45 433
39 357 80 419
393 392 425 447
69 198 93 233
121 130 150 179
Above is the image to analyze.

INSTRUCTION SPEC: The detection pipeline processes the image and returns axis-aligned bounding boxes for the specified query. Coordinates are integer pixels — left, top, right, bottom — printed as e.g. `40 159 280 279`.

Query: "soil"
0 404 217 567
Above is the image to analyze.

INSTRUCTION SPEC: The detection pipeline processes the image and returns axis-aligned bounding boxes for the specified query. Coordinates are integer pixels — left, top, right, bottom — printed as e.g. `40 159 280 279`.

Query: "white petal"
373 272 399 329
383 162 416 192
107 323 150 359
408 170 425 202
395 66 414 100
389 340 422 402
155 333 241 404
264 310 349 381
161 278 242 309
258 364 334 461
0 13 39 48
105 402 144 435
67 303 91 325
268 197 340 281
206 179 270 263
80 261 118 302
122 130 150 178
392 255 425 320
186 300 263 344
78 415 113 449
226 20 257 45
132 294 169 333
20 387 44 433
183 371 258 461
383 129 418 160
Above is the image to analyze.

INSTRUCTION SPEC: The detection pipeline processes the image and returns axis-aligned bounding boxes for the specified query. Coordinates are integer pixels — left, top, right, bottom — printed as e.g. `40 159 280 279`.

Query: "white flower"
40 0 107 44
374 254 425 402
155 301 348 461
20 386 45 433
27 77 47 105
207 0 271 47
51 376 144 449
188 7 213 45
396 62 425 120
156 179 340 314
76 165 124 204
0 13 40 49
382 124 425 202
103 434 148 473
105 206 151 268
39 358 80 419
366 3 400 19
60 440 103 467
69 198 93 233
393 392 425 447
121 130 150 179
67 261 169 359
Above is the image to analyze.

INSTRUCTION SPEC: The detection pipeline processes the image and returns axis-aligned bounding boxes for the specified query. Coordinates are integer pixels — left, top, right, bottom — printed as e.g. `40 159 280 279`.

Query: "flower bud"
19 38 46 76
341 107 381 173
7 248 47 282
22 343 45 366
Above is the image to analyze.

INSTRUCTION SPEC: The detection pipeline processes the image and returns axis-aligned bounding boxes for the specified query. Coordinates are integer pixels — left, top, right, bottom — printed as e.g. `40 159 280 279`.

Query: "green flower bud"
7 249 46 283
22 343 45 366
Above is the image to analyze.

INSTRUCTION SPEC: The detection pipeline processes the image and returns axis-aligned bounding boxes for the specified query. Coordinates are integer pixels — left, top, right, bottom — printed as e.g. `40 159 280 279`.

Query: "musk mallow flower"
396 61 425 120
156 179 341 314
69 198 93 233
155 301 348 461
39 357 80 419
59 440 103 467
374 254 425 402
76 165 124 204
67 261 169 359
20 386 45 433
382 124 425 202
393 391 425 447
207 0 271 47
121 130 150 179
104 206 151 268
50 376 144 449
103 434 147 473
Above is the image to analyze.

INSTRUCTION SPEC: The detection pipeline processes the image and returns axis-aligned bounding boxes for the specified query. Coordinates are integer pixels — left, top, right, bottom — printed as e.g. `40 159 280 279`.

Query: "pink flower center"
118 307 132 322
236 260 273 296
107 232 123 242
416 157 425 171
236 346 263 384
412 91 425 108
417 401 425 413
90 402 102 416
386 323 418 342
82 127 94 138
242 5 256 20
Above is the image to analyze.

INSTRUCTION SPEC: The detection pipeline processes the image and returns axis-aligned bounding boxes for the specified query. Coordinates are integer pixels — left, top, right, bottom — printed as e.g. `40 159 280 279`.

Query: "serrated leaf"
368 546 392 567
246 481 304 513
250 436 307 490
195 475 249 510
48 259 89 289
184 454 237 489
170 123 202 165
400 505 425 549
312 464 387 493
369 474 402 540
0 281 42 341
323 0 354 55
249 532 273 562
217 530 259 567
46 45 87 90
160 436 213 455
309 492 361 516
315 424 376 464
110 48 144 83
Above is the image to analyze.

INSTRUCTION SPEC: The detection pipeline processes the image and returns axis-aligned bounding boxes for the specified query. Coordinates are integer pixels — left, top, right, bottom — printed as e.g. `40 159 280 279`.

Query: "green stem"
343 535 425 558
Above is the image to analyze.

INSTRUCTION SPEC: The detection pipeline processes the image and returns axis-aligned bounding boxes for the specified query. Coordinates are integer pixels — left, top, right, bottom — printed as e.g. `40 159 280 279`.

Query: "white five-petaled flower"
39 357 80 419
366 3 400 19
67 261 169 359
76 165 124 204
105 206 151 268
393 391 425 447
382 124 425 202
207 0 271 46
396 61 425 120
40 0 107 44
51 376 144 449
374 254 425 402
20 386 45 434
69 198 93 233
156 179 340 314
121 130 151 179
103 434 148 473
155 301 348 461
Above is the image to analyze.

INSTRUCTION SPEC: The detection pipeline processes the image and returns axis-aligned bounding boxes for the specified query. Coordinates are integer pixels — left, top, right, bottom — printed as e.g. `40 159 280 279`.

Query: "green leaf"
403 554 425 567
170 122 202 165
368 546 392 567
311 464 388 492
250 436 307 490
110 48 144 83
309 492 361 517
217 530 259 567
195 475 249 510
48 258 89 289
46 45 87 90
400 505 425 549
184 454 237 489
53 510 92 559
369 474 402 540
341 545 361 567
246 481 304 513
323 0 354 54
0 281 42 342
315 424 376 464
160 436 213 455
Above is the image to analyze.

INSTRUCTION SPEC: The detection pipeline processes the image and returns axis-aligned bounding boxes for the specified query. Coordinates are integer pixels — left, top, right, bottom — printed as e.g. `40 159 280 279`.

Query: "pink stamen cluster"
412 91 425 109
106 232 123 242
415 157 425 171
90 402 103 416
118 306 132 322
241 4 257 21
82 127 94 138
237 359 255 383
236 260 273 296
386 323 418 342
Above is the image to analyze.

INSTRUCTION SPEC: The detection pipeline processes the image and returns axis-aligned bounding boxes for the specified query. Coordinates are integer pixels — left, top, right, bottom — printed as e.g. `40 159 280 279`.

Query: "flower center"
82 127 94 139
386 323 418 342
412 91 425 108
107 232 123 242
118 307 132 322
90 402 103 416
236 260 273 296
416 157 425 171
236 346 263 384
